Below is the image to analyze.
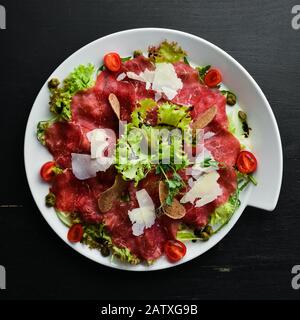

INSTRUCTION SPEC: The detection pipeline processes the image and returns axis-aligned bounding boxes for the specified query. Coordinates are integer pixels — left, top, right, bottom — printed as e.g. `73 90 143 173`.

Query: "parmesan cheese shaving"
128 189 156 236
180 171 222 207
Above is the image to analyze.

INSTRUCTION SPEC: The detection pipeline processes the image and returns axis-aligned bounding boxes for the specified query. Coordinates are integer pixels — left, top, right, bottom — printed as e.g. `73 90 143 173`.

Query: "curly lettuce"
49 63 95 121
158 102 191 131
148 40 187 63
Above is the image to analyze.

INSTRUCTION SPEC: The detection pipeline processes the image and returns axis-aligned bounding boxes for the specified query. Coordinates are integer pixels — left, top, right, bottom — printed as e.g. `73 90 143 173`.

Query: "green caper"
133 50 143 58
194 228 204 237
204 225 213 236
48 78 60 89
100 246 111 257
226 92 237 106
200 232 210 241
45 192 56 207
238 111 247 121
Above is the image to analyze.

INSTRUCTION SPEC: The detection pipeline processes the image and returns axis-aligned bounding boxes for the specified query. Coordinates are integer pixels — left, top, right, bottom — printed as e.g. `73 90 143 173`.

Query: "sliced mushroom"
108 93 121 120
159 181 186 220
98 174 128 213
191 105 217 136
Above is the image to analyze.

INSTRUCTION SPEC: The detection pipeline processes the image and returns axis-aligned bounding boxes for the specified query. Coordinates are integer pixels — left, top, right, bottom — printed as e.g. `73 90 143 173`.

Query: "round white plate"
24 28 282 271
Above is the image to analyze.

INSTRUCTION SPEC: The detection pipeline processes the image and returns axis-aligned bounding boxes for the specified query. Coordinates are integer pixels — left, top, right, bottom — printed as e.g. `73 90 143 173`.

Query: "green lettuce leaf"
158 102 191 131
111 246 140 265
49 64 95 121
131 98 157 127
209 191 240 232
115 125 152 184
36 117 57 145
148 40 187 63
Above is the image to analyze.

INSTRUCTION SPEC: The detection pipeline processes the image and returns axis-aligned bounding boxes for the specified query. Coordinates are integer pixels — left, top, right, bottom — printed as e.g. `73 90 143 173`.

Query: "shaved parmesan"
128 189 156 236
152 63 183 100
116 72 126 81
87 129 111 159
180 171 222 207
204 131 216 140
71 153 113 180
126 63 183 100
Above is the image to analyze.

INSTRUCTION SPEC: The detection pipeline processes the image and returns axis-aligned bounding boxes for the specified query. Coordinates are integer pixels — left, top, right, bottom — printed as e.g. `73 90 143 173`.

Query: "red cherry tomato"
67 224 84 243
164 240 187 262
236 151 257 174
204 69 222 87
40 161 56 182
104 52 121 72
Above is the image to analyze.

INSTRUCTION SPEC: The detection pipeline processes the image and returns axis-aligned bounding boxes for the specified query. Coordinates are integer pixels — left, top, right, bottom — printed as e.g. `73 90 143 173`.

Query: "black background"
0 0 299 300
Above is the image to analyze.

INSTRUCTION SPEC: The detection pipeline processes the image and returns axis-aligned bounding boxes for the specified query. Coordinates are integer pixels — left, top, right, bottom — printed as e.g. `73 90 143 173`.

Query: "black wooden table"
0 0 299 300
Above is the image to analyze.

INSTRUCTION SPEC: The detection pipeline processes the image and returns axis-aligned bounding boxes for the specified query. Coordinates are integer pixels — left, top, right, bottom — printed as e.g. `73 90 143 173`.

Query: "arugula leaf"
237 171 258 191
201 157 220 169
49 64 95 121
158 165 185 205
183 56 190 65
121 56 132 62
196 65 211 82
148 40 187 63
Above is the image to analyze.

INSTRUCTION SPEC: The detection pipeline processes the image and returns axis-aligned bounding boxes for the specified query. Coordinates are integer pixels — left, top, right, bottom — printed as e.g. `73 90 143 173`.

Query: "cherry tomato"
40 161 56 182
236 151 257 174
164 240 187 262
204 69 222 87
104 52 121 72
67 224 84 243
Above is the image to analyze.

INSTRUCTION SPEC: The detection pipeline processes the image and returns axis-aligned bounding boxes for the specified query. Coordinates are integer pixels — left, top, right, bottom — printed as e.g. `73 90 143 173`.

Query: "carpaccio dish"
37 41 258 265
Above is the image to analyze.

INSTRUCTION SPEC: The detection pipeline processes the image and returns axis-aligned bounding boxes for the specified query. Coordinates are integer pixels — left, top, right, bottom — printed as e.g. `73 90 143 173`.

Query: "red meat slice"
51 170 102 223
95 71 136 122
182 166 237 227
172 62 227 129
45 121 90 168
205 129 241 166
124 55 154 74
71 88 118 131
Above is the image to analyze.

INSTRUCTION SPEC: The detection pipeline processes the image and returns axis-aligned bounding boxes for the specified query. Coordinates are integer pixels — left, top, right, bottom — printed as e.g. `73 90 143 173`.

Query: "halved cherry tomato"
204 69 222 87
104 52 121 72
40 161 56 182
67 224 84 243
236 151 257 174
164 240 187 262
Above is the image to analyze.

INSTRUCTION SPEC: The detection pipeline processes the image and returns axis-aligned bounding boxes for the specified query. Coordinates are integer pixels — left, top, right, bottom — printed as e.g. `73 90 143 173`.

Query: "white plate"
24 28 283 271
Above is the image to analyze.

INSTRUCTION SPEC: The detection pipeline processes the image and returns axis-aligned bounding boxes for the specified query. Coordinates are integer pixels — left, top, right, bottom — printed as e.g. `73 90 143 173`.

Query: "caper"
133 50 143 58
45 192 56 207
204 225 213 235
194 228 203 237
238 111 247 121
48 78 60 89
226 92 237 106
100 246 110 257
200 232 210 241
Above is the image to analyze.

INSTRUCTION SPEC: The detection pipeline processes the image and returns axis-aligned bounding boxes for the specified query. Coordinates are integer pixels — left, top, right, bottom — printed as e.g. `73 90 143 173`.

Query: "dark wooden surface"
0 0 299 300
